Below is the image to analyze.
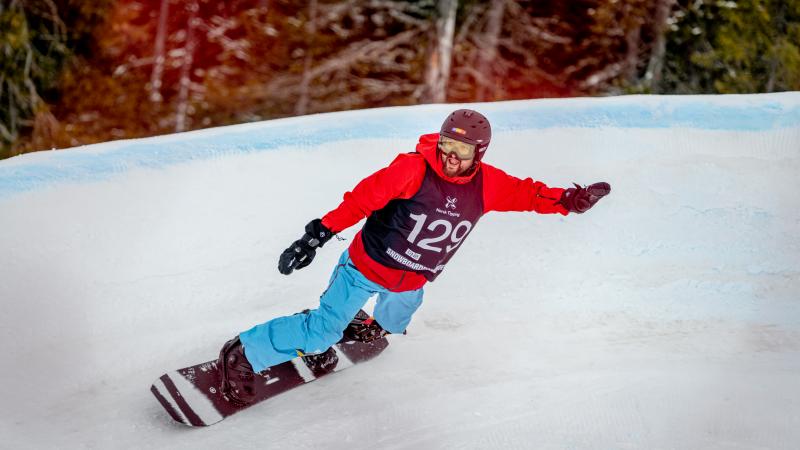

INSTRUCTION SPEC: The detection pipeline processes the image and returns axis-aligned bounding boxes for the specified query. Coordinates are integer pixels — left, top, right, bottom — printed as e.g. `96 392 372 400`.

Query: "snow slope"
1 94 799 449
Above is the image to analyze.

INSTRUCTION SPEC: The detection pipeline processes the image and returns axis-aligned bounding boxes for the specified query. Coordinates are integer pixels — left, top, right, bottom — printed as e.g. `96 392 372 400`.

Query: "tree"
642 0 677 92
713 0 800 92
149 0 170 103
31 0 263 147
476 0 505 101
0 0 112 158
0 0 66 158
657 0 800 94
295 0 318 115
424 0 458 102
174 0 199 132
7 0 797 159
220 1 436 119
573 0 655 94
450 1 581 101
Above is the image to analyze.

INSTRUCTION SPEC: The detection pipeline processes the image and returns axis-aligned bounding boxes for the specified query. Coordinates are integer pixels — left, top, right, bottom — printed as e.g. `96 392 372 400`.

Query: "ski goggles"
438 136 476 160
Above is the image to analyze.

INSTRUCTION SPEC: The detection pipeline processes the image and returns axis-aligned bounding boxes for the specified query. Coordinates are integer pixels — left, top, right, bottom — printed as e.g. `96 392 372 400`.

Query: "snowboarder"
218 109 611 404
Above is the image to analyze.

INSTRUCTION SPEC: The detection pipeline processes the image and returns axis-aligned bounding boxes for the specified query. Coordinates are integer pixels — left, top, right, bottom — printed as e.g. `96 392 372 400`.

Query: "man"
218 109 611 404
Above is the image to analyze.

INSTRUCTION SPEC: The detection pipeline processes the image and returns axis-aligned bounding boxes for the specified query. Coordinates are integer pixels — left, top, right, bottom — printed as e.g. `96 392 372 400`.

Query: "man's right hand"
278 219 334 275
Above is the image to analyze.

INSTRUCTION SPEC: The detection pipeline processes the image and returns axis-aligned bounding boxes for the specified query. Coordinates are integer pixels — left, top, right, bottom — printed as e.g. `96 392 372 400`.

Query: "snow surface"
1 93 799 449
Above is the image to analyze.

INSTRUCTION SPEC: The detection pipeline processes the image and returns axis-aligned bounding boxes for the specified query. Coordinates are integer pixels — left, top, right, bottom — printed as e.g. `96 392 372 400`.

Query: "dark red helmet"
439 109 492 161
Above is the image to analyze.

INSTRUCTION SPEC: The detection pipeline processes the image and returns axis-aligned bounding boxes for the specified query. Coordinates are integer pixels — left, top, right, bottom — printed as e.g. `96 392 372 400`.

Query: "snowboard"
150 337 389 427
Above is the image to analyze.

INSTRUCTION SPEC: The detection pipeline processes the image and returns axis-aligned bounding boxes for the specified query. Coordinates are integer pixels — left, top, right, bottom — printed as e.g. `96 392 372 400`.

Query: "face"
440 149 475 177
439 136 476 177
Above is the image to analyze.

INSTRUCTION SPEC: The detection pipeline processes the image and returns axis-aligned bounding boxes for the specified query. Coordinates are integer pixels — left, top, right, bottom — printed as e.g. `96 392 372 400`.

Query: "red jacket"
321 133 569 292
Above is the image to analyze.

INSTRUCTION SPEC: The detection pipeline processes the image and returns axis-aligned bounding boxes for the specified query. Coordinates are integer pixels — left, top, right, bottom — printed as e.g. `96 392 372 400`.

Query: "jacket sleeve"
321 153 426 233
482 164 569 215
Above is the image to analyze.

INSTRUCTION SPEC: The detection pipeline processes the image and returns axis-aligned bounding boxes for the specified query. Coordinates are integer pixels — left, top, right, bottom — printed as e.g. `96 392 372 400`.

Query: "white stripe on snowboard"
291 344 356 381
291 358 317 382
167 371 224 425
333 344 354 371
154 378 190 425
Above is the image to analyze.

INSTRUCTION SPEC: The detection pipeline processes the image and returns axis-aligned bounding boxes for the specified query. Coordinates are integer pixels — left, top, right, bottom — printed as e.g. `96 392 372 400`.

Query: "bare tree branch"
238 28 422 105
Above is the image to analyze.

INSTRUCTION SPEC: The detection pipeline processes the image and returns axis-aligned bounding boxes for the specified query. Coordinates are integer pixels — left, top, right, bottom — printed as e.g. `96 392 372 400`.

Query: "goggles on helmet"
438 136 476 161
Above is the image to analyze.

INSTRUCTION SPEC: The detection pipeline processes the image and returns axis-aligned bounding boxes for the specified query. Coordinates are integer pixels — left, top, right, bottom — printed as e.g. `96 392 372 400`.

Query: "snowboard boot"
342 309 390 343
301 347 339 376
218 336 258 405
290 308 339 376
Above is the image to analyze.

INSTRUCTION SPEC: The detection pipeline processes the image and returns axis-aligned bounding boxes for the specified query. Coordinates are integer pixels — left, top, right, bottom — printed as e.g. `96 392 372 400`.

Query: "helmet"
439 109 491 161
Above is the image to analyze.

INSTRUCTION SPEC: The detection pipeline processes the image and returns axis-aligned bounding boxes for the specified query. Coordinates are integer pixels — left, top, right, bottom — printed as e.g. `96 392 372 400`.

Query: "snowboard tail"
150 338 389 427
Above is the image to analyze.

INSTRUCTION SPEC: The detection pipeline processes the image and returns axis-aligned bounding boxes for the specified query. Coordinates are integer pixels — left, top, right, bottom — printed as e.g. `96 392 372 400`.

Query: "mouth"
440 150 470 176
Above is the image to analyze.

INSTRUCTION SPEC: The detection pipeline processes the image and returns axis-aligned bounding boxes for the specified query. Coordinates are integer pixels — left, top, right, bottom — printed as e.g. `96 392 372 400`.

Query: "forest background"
1 0 798 160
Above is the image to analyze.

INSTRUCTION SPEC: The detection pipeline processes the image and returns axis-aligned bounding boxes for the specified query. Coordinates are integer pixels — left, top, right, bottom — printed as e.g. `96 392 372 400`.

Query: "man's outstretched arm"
482 164 609 215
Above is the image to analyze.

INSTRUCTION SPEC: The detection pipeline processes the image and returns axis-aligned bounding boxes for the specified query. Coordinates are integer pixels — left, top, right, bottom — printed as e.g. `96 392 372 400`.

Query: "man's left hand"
559 182 611 213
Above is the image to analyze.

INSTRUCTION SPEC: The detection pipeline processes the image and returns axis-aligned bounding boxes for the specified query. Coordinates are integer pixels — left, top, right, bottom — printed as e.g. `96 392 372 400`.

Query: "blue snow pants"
239 250 424 372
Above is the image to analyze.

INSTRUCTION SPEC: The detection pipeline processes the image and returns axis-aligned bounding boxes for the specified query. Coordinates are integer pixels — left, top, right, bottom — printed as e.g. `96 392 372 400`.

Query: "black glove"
558 182 611 213
278 219 335 275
